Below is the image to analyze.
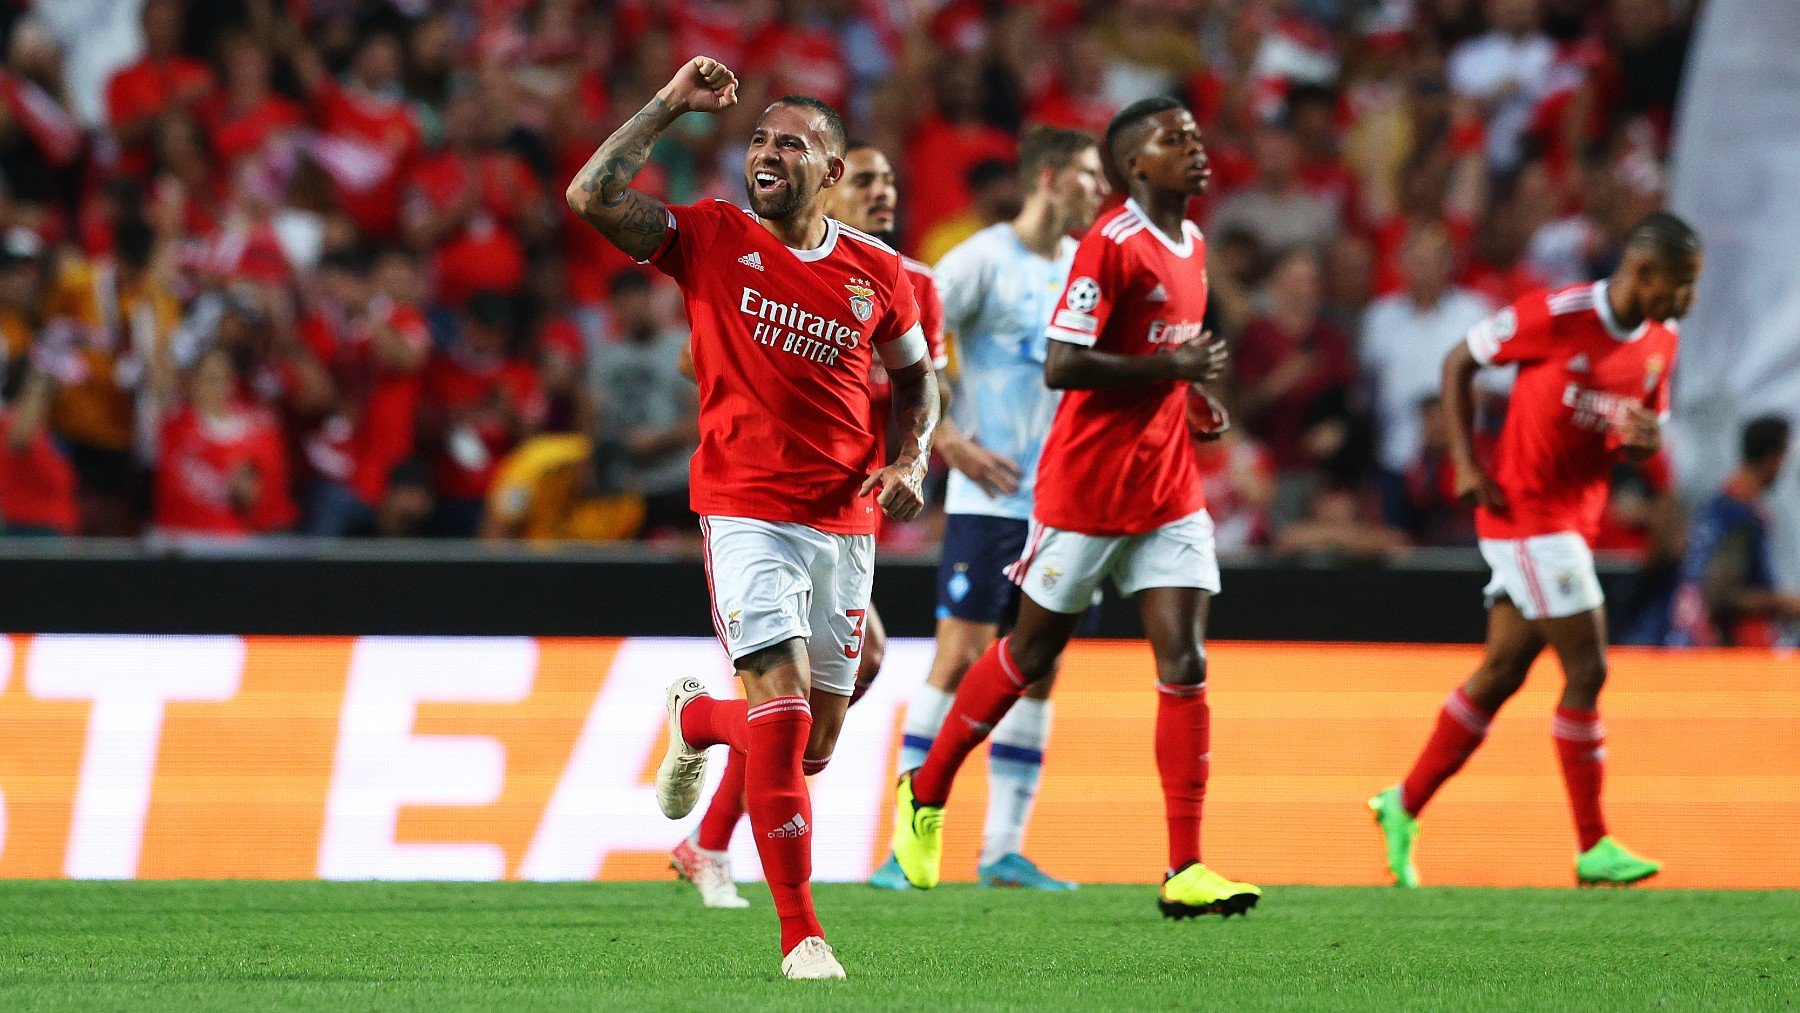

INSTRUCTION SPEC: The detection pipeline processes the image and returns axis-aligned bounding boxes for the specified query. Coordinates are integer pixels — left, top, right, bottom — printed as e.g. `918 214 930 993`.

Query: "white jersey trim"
838 222 899 255
877 324 928 369
1046 325 1098 347
1123 198 1199 258
1590 280 1650 342
787 218 842 262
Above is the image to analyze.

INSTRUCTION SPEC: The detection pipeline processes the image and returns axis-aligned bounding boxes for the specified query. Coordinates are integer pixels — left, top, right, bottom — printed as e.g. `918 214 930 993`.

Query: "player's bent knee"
1005 636 1062 684
1565 659 1607 695
1153 644 1205 687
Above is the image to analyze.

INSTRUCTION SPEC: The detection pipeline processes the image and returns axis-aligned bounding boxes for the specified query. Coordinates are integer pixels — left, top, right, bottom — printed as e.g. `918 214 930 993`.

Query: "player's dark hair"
1104 96 1184 172
1624 210 1702 263
966 158 1014 192
764 96 848 157
1742 416 1791 465
1017 126 1097 186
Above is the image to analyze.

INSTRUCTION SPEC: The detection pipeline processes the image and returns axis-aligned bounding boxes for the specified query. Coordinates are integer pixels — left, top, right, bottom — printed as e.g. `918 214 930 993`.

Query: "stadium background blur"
0 0 1795 912
2 0 1765 632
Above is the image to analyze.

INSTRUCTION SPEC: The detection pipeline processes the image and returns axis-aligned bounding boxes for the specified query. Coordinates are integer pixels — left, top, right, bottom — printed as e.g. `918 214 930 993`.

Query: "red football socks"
696 747 747 852
679 695 748 753
1553 707 1608 852
1155 682 1210 871
1400 688 1495 815
744 695 822 954
911 636 1031 807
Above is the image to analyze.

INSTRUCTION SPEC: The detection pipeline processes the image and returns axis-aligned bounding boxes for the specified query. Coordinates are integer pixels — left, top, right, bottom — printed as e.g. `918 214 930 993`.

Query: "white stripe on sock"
898 683 956 773
982 698 1052 866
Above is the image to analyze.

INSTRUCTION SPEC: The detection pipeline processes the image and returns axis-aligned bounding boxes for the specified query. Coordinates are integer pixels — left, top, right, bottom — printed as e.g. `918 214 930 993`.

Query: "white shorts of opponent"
699 516 875 697
1478 532 1605 621
1005 509 1222 615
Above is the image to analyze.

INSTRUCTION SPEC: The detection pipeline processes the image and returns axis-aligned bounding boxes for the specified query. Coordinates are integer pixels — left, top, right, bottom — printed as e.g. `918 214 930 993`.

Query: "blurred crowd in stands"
0 0 1787 640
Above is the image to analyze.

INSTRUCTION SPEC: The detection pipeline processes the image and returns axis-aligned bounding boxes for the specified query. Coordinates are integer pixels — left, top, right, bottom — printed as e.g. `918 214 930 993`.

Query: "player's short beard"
748 179 807 221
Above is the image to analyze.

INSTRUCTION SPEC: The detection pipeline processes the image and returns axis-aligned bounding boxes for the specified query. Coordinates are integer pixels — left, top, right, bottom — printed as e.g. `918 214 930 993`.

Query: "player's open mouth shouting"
753 169 788 196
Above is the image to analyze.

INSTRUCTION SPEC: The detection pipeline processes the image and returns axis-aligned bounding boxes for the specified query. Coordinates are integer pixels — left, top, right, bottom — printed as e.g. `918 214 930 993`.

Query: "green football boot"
1576 836 1661 886
1368 787 1421 888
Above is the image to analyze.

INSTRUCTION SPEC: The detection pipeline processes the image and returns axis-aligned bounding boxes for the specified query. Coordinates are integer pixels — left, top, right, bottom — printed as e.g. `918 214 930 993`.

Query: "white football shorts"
1478 531 1605 621
699 515 875 696
1006 509 1222 614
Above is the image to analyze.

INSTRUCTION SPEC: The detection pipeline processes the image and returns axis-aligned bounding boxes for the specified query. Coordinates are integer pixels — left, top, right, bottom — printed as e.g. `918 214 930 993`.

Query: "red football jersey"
1035 199 1211 536
421 351 542 500
867 255 950 436
1467 281 1678 542
408 150 540 304
154 406 295 536
297 300 431 507
645 201 923 534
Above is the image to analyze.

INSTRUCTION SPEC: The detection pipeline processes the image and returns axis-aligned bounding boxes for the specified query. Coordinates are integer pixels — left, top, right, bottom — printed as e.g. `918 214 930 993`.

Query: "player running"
868 126 1109 893
889 97 1258 919
667 138 949 911
1369 211 1702 888
567 57 939 979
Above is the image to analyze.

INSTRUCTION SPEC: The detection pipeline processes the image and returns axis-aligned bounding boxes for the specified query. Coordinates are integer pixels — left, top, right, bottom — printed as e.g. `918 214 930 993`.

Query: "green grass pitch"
2 880 1795 1010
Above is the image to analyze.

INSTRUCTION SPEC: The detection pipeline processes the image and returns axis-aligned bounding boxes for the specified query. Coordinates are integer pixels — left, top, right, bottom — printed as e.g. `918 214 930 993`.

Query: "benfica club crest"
1644 354 1665 393
845 279 875 322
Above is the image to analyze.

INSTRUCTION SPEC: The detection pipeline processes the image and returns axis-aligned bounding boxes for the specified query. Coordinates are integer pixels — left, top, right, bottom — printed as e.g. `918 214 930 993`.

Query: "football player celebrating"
1369 211 1701 888
889 97 1258 919
667 138 948 911
567 57 938 978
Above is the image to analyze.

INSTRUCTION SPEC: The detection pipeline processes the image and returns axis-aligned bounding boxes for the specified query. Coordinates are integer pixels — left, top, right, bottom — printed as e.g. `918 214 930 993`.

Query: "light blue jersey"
936 222 1078 520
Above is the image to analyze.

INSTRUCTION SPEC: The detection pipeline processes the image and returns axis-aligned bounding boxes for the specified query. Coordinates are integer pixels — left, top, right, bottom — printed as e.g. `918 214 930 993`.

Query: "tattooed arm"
565 56 738 261
859 358 940 522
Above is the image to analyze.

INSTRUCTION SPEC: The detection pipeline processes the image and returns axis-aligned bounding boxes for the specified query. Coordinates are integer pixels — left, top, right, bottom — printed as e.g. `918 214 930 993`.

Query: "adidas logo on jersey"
768 814 810 839
1567 353 1590 373
1147 283 1170 302
738 251 764 271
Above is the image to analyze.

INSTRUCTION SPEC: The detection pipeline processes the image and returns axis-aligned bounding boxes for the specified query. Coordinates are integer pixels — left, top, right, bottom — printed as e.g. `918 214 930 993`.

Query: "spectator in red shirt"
904 57 1017 253
297 248 430 536
1288 85 1362 231
287 31 422 243
1229 248 1360 519
153 346 294 538
419 291 541 537
1403 394 1480 547
201 33 306 171
404 92 551 307
1192 426 1276 553
746 13 852 115
0 368 78 537
1027 30 1114 138
106 0 215 180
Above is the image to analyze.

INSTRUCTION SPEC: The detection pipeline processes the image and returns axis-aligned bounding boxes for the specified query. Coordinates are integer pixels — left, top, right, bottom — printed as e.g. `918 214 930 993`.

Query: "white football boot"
780 936 846 980
669 835 749 909
656 678 711 818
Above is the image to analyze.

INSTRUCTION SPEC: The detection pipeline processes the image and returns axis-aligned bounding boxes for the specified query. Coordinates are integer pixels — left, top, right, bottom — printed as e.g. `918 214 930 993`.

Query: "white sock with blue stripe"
982 697 1051 867
898 683 956 773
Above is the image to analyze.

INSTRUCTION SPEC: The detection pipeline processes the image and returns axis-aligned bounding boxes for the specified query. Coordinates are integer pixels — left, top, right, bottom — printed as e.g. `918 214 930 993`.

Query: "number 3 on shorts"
844 608 866 659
